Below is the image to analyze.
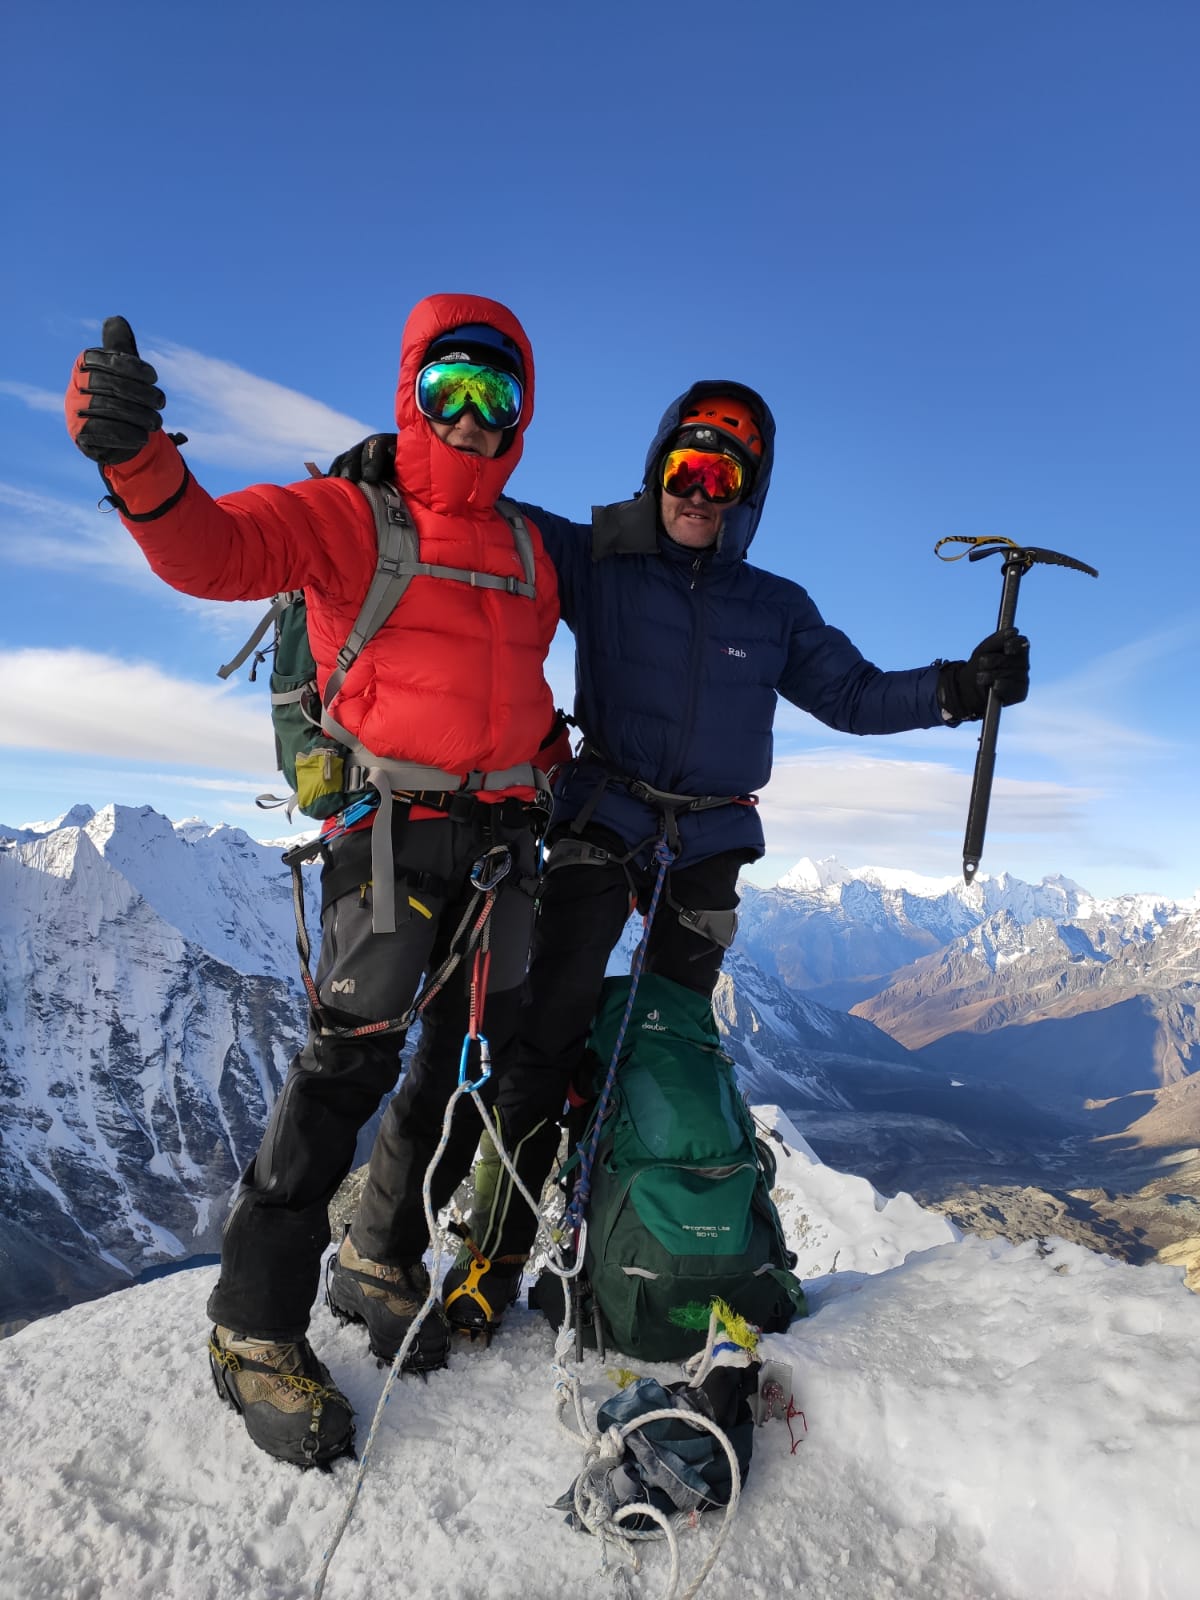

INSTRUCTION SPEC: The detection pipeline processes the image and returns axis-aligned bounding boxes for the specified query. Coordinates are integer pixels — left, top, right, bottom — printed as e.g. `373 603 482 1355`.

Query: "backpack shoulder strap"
322 482 540 711
321 482 419 708
399 494 536 600
494 496 537 594
215 489 536 687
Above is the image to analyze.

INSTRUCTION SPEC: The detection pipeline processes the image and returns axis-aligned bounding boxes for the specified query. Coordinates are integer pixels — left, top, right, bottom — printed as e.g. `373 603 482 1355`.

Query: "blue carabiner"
323 791 380 843
458 1033 492 1091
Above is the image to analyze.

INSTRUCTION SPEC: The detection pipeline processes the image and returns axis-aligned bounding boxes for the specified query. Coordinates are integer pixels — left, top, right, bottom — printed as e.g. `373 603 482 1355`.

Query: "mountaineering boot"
442 1237 527 1340
326 1228 450 1371
208 1326 355 1469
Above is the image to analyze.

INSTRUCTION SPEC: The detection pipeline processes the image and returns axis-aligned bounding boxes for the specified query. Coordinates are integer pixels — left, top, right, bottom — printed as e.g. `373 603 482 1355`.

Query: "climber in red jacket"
66 293 565 1468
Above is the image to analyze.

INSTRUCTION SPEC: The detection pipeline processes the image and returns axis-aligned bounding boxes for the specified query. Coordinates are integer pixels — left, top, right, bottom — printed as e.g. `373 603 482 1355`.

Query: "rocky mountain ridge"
852 903 1200 1121
0 805 312 1328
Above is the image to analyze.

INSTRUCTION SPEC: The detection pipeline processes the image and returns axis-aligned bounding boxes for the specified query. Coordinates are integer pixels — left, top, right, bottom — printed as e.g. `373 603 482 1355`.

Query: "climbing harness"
567 741 755 860
282 826 525 1048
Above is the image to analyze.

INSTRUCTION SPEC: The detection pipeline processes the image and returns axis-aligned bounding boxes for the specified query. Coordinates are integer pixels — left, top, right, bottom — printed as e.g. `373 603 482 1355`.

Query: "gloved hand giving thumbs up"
65 316 166 465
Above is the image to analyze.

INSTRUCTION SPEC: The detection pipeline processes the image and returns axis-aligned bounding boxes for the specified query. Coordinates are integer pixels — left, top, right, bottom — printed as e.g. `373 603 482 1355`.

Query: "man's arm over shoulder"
775 575 943 734
515 502 589 631
104 433 371 604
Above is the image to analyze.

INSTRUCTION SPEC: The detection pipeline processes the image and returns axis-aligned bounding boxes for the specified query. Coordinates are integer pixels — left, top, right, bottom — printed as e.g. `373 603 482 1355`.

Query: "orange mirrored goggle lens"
660 447 745 504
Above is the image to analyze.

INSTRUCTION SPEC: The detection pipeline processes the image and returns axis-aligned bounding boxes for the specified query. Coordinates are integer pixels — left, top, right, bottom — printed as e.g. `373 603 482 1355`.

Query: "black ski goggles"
415 360 523 432
660 446 746 505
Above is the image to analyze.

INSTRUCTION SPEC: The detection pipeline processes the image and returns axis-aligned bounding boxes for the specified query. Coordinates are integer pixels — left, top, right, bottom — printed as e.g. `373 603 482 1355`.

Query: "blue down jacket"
521 380 945 869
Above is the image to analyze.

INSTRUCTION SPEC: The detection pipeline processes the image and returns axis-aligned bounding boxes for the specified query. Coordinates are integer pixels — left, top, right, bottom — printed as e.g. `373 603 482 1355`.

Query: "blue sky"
1 1 1196 899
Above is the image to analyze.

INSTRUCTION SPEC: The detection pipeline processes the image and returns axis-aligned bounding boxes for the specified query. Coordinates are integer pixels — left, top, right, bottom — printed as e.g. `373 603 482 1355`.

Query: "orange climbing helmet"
676 394 765 462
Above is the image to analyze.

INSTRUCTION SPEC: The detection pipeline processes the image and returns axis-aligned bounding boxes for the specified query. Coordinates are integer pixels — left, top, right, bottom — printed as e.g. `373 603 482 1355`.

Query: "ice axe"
935 536 1098 884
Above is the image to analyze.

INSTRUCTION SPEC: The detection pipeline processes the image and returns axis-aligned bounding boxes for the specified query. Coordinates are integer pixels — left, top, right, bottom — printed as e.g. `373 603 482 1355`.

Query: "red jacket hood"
393 292 535 516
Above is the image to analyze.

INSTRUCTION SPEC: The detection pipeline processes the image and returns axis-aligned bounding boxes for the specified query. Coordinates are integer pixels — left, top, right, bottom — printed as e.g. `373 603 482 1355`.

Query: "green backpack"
217 480 538 821
576 973 807 1362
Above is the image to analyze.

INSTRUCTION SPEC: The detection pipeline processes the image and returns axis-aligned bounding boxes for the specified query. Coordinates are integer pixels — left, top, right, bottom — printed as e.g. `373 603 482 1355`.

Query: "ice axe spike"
934 536 1098 885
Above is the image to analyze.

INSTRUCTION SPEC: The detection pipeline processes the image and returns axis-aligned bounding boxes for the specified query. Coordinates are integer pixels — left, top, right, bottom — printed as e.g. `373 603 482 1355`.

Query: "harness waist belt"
325 721 550 934
624 778 743 813
577 743 744 813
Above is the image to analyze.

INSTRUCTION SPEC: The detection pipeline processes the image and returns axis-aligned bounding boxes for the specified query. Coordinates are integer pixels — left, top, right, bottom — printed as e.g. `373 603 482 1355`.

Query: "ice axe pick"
935 536 1098 885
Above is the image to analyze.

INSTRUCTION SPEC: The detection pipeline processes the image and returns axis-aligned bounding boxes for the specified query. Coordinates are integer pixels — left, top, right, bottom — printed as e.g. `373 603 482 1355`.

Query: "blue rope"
565 836 674 1234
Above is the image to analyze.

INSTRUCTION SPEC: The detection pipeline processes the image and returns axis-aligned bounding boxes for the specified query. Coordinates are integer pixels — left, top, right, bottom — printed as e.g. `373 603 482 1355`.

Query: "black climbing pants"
483 828 752 1261
206 812 538 1341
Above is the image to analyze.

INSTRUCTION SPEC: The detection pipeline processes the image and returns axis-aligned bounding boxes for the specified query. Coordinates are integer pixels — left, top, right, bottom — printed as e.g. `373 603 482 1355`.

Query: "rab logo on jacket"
720 644 748 659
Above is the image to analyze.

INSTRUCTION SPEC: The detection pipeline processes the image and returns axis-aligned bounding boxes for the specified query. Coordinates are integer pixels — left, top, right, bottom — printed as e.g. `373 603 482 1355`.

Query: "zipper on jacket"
666 565 709 783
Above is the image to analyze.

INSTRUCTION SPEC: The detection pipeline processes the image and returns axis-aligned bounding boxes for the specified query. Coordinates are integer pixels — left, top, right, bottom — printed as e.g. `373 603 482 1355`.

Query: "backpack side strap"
216 591 302 682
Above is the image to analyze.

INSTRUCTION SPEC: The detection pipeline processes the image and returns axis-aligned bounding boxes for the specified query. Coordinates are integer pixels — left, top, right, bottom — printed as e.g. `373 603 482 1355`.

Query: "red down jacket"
103 293 560 799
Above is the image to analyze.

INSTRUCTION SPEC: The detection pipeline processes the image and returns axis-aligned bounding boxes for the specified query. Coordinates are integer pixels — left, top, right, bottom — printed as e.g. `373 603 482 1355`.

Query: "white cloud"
1000 701 1169 765
0 648 274 774
0 482 149 580
771 635 1184 779
146 341 373 473
2 335 374 477
0 479 279 647
0 380 62 414
753 750 1094 875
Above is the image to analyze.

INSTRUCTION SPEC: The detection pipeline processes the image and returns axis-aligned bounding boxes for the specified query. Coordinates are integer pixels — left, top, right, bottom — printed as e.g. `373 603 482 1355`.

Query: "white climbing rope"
311 1032 745 1600
312 1075 476 1599
566 1404 744 1600
312 1070 576 1598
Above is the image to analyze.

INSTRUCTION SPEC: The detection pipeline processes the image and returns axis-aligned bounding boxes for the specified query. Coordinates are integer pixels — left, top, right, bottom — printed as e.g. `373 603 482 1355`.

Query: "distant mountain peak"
776 856 853 893
3 803 96 841
773 855 1094 910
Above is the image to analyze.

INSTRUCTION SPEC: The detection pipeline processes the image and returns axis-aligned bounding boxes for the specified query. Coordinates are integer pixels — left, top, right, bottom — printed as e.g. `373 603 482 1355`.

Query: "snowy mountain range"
3 808 1198 1329
739 853 1192 992
738 854 1200 1128
0 805 315 1327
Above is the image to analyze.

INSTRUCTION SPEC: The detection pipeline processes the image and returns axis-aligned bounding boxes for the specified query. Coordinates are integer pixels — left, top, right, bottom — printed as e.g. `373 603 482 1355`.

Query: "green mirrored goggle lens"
415 361 523 431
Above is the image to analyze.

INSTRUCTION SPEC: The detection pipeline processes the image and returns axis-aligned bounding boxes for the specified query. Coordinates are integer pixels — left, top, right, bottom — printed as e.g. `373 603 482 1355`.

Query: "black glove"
937 627 1030 723
327 432 398 483
65 316 166 465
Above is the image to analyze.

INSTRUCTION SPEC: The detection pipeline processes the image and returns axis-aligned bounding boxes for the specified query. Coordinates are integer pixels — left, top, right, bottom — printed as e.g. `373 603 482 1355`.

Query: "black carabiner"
470 845 512 892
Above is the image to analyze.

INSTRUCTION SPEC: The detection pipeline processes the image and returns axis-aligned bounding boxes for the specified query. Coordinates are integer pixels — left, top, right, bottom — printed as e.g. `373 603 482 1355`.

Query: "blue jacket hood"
591 381 776 565
643 380 776 563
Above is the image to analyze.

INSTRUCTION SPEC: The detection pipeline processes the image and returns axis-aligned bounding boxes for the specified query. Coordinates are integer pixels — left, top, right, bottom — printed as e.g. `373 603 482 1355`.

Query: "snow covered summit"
2 1108 1197 1600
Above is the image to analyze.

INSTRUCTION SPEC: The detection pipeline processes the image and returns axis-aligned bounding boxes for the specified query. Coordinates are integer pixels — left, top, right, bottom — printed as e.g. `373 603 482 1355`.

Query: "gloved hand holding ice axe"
936 536 1099 883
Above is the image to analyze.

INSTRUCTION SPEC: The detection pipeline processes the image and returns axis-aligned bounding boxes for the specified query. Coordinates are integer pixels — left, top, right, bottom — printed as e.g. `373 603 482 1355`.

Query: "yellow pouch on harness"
294 744 346 814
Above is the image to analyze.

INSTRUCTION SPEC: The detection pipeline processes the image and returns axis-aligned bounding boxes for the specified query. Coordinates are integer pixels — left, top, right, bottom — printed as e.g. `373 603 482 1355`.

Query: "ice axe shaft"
935 537 1099 884
962 551 1026 884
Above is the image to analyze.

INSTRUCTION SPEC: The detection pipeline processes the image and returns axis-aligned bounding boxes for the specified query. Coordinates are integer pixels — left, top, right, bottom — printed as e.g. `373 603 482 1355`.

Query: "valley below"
793 1110 1200 1290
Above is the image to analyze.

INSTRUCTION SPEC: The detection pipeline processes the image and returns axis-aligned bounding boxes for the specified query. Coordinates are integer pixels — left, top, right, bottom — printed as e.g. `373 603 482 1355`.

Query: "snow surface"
3 1108 1198 1600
